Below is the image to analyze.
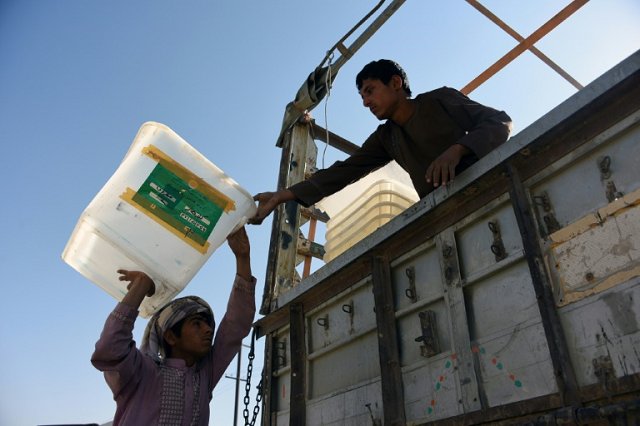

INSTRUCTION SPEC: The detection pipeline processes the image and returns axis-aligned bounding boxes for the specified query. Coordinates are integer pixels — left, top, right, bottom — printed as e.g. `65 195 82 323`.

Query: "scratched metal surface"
260 52 640 425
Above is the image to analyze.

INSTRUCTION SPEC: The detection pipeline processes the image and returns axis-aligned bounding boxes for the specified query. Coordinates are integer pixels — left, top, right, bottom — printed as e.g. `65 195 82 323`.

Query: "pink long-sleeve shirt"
91 275 256 426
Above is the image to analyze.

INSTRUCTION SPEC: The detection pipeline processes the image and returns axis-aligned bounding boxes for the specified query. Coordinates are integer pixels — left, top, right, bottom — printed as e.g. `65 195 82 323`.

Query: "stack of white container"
317 162 419 263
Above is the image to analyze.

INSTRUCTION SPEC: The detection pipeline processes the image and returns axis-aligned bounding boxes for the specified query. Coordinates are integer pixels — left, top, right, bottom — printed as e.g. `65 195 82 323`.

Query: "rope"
316 1 387 168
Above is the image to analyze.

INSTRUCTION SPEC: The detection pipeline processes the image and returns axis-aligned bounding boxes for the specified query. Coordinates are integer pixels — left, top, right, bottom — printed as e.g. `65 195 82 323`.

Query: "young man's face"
167 313 214 362
359 76 403 121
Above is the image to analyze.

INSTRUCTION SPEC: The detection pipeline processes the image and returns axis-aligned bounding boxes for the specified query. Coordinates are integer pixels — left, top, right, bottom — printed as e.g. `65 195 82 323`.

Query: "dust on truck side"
254 51 640 425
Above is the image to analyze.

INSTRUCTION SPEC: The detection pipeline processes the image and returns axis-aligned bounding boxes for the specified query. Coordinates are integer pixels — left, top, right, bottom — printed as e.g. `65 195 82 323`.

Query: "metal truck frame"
254 50 640 426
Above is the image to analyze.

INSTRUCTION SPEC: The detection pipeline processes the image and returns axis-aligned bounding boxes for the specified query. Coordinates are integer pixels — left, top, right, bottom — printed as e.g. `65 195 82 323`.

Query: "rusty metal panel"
396 301 459 423
455 197 524 279
306 278 379 399
308 330 380 398
300 278 384 425
257 53 640 425
456 195 561 408
559 278 640 388
525 112 640 305
390 243 463 422
553 195 640 297
396 300 450 368
307 278 376 354
464 259 558 406
306 381 383 426
390 242 443 312
523 112 640 391
529 112 640 238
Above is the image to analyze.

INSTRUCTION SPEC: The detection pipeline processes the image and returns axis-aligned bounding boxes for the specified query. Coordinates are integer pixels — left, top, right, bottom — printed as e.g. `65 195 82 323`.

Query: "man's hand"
248 189 295 225
227 226 250 258
118 270 155 309
227 227 252 281
425 144 470 188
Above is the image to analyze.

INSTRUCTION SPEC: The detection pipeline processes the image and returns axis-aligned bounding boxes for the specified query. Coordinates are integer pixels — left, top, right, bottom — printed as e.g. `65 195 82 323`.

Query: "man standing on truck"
91 227 256 426
249 59 513 225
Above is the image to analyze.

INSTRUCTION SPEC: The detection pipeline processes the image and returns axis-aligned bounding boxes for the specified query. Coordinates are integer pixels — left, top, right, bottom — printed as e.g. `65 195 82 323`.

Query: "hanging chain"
243 328 263 426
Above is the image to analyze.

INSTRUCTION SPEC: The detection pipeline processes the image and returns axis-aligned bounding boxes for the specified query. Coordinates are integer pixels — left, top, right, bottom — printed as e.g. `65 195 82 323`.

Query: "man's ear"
390 75 403 91
164 329 178 346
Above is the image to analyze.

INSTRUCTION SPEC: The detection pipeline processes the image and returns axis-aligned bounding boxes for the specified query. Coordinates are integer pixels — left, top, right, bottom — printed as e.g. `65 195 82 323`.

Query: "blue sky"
1 1 639 425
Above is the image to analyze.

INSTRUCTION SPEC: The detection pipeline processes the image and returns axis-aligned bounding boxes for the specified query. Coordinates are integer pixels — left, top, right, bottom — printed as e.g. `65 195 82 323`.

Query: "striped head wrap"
140 296 215 363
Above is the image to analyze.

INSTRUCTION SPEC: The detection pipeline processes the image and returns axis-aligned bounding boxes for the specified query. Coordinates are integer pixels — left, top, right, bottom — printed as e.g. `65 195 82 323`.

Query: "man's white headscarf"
140 296 214 363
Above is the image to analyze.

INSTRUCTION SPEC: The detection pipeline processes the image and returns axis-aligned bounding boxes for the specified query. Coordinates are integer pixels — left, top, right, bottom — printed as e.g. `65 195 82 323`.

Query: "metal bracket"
605 181 624 203
598 156 624 203
297 230 326 260
415 310 441 357
342 302 354 317
405 266 417 303
597 156 612 180
442 244 455 285
365 403 381 426
543 213 561 234
276 339 287 368
534 191 561 235
488 220 507 262
317 315 329 330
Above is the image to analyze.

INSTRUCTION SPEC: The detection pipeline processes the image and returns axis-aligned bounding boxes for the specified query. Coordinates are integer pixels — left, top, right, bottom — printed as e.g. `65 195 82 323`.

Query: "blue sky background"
1 1 639 425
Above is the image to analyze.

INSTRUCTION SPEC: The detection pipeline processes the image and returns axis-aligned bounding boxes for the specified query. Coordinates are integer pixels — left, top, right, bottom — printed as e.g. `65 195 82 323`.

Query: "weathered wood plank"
506 162 581 407
371 253 406 425
289 304 307 425
438 229 483 412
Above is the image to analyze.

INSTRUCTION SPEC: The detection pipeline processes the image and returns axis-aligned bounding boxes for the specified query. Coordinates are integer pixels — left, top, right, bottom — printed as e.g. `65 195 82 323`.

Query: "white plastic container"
62 122 257 317
316 161 414 217
322 178 418 262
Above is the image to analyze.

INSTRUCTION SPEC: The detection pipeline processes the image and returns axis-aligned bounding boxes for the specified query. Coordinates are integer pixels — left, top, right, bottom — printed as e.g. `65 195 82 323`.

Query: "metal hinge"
405 266 417 303
415 310 441 357
534 191 561 235
598 156 624 202
488 220 507 262
276 339 287 368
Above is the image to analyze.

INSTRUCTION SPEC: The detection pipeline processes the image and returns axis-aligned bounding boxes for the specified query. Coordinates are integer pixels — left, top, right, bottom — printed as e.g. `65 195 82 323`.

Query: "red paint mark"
492 358 498 365
451 353 457 359
510 375 515 381
431 399 436 406
439 376 444 382
472 347 479 353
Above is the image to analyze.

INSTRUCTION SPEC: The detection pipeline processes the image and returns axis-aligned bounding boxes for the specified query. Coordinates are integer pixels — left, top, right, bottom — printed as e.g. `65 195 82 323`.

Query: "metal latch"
415 310 441 357
598 156 624 202
405 266 417 303
442 244 456 285
276 339 287 368
534 191 561 235
488 220 507 262
317 315 329 330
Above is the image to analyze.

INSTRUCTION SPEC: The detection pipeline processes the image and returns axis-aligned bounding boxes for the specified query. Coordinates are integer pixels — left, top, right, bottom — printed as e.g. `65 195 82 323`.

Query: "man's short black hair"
356 59 411 96
163 312 212 357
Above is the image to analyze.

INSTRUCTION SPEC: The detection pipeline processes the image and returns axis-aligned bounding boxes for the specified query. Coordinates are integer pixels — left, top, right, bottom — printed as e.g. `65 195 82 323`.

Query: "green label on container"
120 144 236 254
130 163 223 249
